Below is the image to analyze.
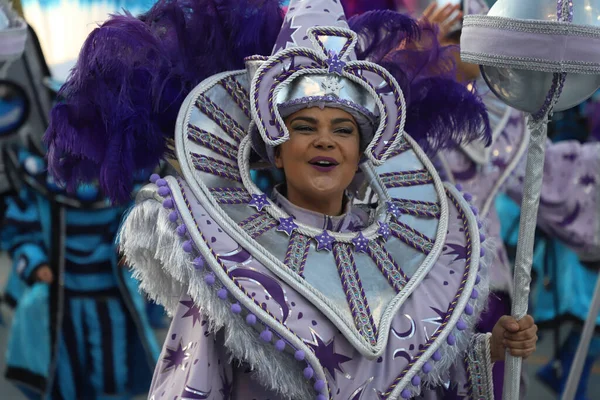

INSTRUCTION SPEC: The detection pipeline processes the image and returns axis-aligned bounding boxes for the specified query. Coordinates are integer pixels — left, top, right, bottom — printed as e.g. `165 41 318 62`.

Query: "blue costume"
1 146 159 400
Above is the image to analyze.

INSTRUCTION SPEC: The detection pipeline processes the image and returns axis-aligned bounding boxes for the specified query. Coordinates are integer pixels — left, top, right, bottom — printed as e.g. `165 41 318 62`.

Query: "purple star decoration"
180 300 202 327
327 51 346 75
386 201 401 218
307 330 352 381
352 232 369 253
378 222 391 241
276 216 298 236
315 230 335 252
162 341 189 372
249 193 269 211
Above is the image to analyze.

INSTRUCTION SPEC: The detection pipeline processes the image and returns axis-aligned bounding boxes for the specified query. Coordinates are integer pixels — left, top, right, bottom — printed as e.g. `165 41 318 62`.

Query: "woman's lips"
310 164 337 172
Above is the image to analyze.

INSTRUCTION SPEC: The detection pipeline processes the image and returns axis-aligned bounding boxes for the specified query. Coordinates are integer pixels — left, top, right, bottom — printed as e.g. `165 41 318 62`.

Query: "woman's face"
276 107 361 210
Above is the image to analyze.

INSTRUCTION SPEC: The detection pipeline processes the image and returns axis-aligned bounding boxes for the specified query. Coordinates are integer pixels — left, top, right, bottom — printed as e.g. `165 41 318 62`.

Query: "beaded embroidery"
380 170 434 188
366 240 408 292
239 212 279 239
209 187 252 204
196 95 245 142
191 153 242 182
389 220 435 253
333 243 378 346
188 124 239 161
221 77 251 118
390 198 441 219
283 232 311 276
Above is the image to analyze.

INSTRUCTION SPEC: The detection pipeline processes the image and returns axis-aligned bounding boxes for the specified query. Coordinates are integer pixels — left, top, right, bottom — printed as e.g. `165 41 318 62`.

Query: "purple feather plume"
45 0 283 203
349 10 491 156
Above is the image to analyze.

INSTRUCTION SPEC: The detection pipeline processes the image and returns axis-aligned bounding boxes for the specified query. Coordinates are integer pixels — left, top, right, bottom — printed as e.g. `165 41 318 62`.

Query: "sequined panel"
333 243 378 346
389 220 434 253
239 212 278 239
366 240 407 293
283 231 310 276
386 137 411 159
380 169 433 188
209 187 251 204
221 77 251 118
188 124 239 161
195 95 245 142
390 198 441 218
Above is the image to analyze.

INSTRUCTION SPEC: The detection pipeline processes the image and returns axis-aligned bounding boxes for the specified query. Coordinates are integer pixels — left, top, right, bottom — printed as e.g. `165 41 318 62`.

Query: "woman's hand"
35 265 54 284
490 315 538 362
421 2 463 41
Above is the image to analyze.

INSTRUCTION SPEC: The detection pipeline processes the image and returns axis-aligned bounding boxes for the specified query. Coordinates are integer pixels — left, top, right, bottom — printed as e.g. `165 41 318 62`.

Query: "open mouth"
309 157 339 171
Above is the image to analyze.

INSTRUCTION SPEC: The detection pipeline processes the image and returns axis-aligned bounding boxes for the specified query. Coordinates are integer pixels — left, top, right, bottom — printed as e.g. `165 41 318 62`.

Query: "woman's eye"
335 127 354 135
292 125 315 132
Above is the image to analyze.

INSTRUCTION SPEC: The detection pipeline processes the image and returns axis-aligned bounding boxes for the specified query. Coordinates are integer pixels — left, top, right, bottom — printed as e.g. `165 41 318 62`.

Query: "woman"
46 0 537 398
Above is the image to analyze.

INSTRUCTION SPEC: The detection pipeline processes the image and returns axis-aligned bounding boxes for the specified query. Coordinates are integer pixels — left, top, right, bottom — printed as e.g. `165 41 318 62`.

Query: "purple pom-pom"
168 211 178 222
204 274 215 285
304 366 314 379
455 184 463 191
314 380 325 392
260 329 272 342
475 275 481 284
465 304 474 315
156 178 167 187
432 350 441 361
295 350 305 361
422 361 432 374
479 233 486 243
477 220 483 229
401 389 411 398
411 375 421 386
447 333 456 345
217 288 228 299
183 241 193 253
480 247 486 257
246 314 257 325
176 225 187 236
470 205 479 215
275 340 286 351
471 289 479 299
463 192 473 202
150 174 160 183
163 198 174 209
158 186 170 196
457 319 467 331
231 303 242 314
316 395 327 400
193 257 205 270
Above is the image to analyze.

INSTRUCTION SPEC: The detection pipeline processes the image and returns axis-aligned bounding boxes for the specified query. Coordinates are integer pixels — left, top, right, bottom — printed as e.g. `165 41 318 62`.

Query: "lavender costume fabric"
434 83 529 294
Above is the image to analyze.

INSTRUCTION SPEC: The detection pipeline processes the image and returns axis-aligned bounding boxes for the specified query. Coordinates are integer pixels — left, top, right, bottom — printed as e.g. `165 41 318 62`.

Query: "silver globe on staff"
460 1 600 399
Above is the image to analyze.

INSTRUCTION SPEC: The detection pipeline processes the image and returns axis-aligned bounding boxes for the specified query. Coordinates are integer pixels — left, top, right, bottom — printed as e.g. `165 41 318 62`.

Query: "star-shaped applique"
352 232 369 253
563 152 578 162
378 222 391 241
327 51 346 75
162 341 190 372
580 174 596 186
321 76 344 96
422 306 449 339
315 230 335 251
386 201 401 218
274 16 299 52
248 193 269 211
276 216 298 236
180 300 202 327
446 243 469 262
305 329 352 381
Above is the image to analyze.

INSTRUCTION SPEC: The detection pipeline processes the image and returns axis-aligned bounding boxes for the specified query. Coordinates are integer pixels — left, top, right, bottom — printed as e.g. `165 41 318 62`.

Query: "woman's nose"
313 131 335 149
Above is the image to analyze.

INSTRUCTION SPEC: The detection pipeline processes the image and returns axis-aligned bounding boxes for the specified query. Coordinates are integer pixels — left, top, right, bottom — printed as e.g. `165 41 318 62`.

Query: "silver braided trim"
464 15 600 37
460 51 600 74
466 333 494 400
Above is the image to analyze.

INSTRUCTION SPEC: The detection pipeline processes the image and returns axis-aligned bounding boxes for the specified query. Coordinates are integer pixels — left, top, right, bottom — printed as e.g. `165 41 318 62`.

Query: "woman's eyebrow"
331 118 357 126
289 116 317 124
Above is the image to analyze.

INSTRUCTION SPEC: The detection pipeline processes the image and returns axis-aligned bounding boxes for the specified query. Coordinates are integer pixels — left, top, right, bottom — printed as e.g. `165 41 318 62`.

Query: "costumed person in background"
1 140 160 399
21 0 155 82
0 0 53 312
498 102 600 400
46 0 538 398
